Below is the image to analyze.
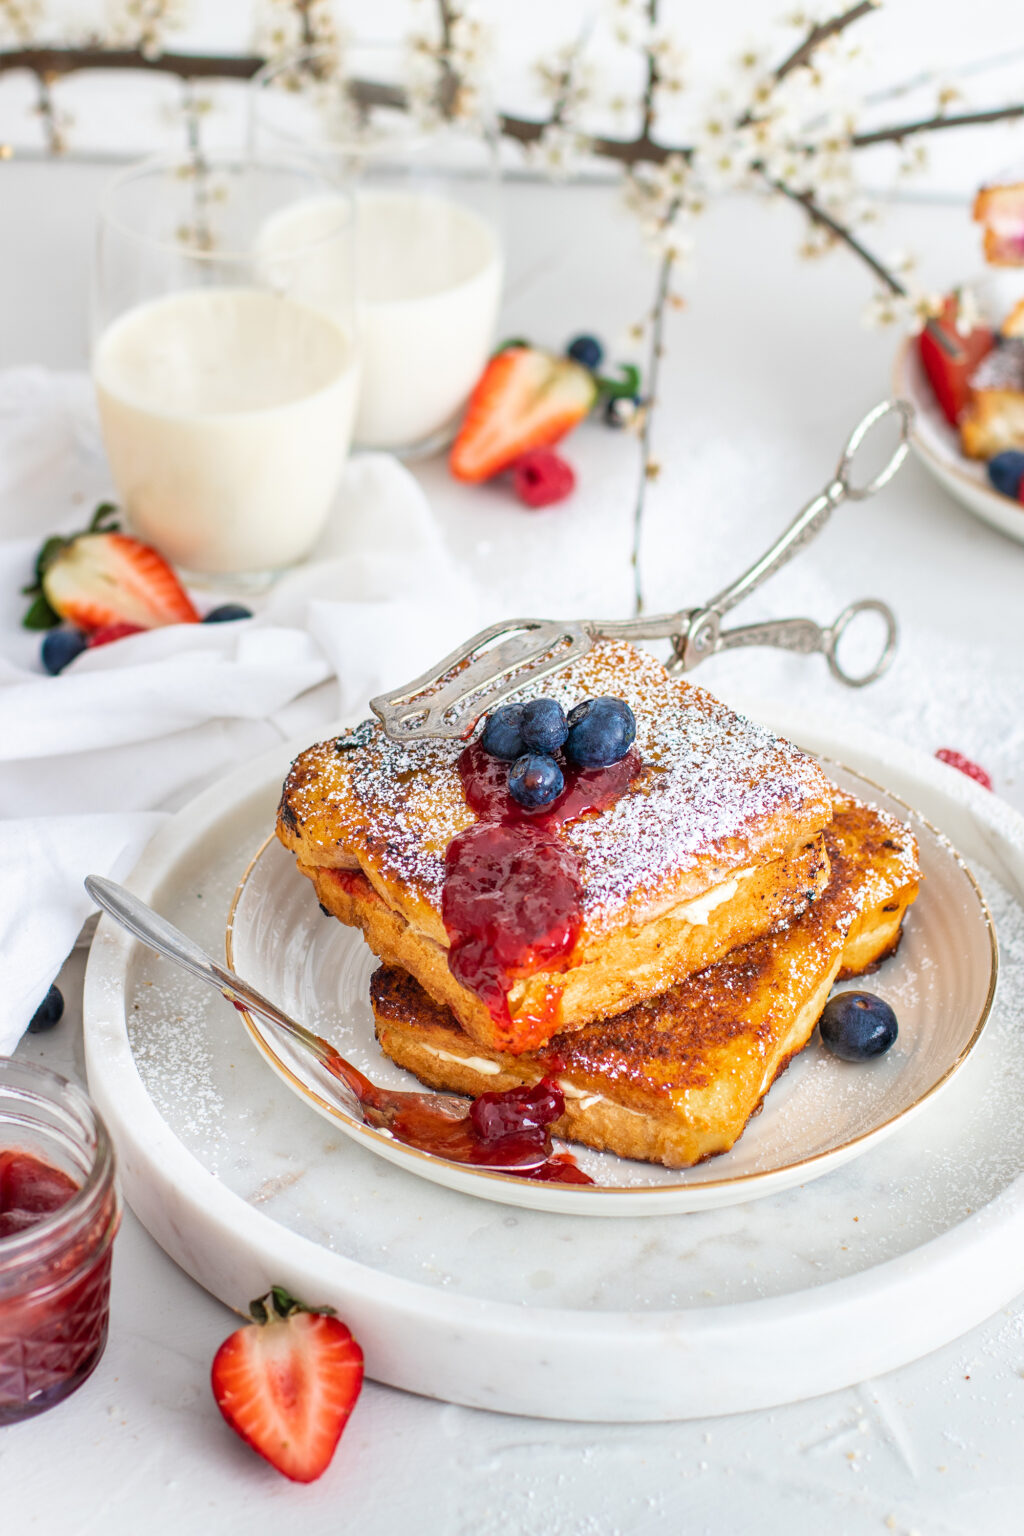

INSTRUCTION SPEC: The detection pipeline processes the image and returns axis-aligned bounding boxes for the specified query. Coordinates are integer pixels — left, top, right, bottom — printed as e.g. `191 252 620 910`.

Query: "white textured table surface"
5 163 1024 1534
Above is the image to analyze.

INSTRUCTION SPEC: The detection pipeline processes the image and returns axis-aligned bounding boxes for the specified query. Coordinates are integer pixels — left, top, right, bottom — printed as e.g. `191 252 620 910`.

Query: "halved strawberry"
211 1286 363 1484
22 503 198 632
917 296 994 428
450 346 597 483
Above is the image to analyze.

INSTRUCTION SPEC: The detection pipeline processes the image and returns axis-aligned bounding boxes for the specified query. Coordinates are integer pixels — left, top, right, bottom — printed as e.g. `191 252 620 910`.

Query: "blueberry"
202 603 253 623
818 991 898 1062
603 395 641 430
986 451 1024 499
520 698 568 754
567 334 604 370
508 753 564 810
566 696 636 768
41 628 87 675
481 703 526 760
27 984 64 1034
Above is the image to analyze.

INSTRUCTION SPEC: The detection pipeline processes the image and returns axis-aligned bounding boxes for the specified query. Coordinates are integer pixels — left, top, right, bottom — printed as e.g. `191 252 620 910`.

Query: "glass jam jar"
0 1059 120 1423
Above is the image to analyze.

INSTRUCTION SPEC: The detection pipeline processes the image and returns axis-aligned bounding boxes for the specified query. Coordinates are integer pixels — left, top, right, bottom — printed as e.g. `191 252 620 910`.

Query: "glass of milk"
252 44 503 458
92 150 359 586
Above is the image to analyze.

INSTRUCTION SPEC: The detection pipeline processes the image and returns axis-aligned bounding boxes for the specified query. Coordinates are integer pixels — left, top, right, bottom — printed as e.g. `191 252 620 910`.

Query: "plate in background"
893 269 1024 544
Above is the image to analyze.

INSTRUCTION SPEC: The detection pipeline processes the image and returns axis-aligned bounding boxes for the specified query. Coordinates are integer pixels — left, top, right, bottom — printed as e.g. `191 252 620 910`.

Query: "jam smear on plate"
320 1054 593 1185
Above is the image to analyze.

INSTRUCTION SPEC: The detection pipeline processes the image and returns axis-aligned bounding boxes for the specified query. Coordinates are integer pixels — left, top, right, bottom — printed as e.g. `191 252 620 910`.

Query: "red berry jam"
442 823 583 1029
0 1150 78 1237
468 1079 565 1142
458 739 641 831
321 1052 593 1184
441 740 642 1044
0 1064 120 1424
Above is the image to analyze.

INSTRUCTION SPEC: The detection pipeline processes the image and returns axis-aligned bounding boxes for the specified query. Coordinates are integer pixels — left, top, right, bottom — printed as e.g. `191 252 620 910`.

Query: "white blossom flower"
862 291 906 329
905 290 946 333
649 32 686 95
897 141 929 178
527 123 583 180
954 286 983 334
798 222 837 259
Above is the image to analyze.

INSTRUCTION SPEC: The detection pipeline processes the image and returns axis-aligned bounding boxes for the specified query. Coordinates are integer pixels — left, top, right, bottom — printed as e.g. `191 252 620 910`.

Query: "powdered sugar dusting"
282 639 833 934
969 338 1024 392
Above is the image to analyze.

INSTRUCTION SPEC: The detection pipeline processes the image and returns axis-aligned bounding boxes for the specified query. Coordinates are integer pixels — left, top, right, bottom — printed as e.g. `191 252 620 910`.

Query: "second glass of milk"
252 45 503 458
92 150 359 584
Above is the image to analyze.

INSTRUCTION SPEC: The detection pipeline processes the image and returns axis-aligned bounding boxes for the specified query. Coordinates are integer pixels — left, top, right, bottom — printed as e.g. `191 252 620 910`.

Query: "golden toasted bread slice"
302 832 829 1053
973 181 1024 266
961 341 1024 459
370 796 921 1169
278 639 835 1053
1001 298 1024 340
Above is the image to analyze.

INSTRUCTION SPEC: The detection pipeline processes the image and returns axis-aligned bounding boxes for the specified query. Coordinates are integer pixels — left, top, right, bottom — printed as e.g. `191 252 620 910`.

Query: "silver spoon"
84 875 551 1173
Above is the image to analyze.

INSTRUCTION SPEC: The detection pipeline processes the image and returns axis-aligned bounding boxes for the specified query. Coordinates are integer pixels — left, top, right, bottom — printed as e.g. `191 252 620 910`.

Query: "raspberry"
935 749 992 791
511 449 575 509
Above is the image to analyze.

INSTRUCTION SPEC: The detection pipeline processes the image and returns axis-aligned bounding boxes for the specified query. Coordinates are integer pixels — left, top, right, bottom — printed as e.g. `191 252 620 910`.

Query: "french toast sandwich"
278 640 835 1054
370 795 920 1169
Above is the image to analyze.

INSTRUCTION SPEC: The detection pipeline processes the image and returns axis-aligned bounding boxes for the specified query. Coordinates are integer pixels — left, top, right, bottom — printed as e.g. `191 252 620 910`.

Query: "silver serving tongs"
371 399 913 744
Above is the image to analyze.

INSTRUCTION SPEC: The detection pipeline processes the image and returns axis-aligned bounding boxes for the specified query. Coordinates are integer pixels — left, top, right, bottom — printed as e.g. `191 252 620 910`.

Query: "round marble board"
82 706 1024 1421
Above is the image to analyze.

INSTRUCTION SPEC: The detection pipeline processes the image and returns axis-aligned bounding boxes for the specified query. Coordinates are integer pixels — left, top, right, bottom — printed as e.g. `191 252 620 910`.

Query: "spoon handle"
84 875 346 1075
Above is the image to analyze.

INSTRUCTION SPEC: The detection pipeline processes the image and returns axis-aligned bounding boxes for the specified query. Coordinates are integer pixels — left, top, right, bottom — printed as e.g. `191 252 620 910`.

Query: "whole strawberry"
22 503 198 632
211 1286 363 1484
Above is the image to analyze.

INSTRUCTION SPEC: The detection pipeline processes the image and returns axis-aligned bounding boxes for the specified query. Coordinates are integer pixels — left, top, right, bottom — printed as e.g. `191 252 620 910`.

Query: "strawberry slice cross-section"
450 345 597 483
211 1286 364 1484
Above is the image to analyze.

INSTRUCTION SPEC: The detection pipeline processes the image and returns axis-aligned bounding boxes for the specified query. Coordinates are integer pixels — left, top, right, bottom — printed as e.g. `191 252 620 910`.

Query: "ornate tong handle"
689 598 898 688
603 398 912 687
370 400 913 741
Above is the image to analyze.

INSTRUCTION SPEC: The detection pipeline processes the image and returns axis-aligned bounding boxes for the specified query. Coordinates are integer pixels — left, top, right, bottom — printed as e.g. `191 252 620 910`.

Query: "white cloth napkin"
0 369 480 1052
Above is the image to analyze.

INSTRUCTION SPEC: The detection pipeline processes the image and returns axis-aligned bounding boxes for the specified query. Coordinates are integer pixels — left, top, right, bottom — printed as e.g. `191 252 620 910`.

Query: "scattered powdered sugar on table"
128 965 228 1161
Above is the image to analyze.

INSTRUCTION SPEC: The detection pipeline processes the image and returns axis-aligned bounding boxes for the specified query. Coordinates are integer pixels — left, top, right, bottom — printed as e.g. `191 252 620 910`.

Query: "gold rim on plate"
225 758 999 1199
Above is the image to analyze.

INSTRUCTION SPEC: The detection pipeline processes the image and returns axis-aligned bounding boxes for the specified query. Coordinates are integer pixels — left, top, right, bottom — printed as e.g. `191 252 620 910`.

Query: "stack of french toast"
276 640 920 1170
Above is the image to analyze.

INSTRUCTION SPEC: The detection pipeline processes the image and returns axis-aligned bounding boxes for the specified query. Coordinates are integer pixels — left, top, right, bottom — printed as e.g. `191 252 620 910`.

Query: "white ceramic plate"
225 760 996 1217
82 711 1024 1419
893 269 1024 544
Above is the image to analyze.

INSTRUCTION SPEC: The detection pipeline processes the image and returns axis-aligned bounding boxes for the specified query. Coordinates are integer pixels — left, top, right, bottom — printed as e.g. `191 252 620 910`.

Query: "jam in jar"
0 1060 120 1423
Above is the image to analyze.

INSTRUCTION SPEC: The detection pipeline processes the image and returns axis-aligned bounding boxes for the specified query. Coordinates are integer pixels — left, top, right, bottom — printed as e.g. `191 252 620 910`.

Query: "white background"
3 4 1024 1531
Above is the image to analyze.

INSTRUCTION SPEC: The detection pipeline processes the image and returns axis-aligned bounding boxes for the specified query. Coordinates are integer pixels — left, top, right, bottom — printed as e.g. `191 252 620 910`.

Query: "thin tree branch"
771 1 878 84
764 175 906 295
0 45 264 81
850 101 1024 149
640 0 660 141
631 244 675 615
433 0 460 118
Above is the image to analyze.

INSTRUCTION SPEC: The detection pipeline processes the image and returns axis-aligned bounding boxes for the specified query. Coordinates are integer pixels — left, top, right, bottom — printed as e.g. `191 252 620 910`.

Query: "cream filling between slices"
669 865 755 926
413 1049 644 1116
421 1045 501 1075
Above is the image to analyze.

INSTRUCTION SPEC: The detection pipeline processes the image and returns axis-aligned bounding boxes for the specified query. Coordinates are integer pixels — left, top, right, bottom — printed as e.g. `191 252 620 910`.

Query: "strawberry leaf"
247 1285 337 1324
596 363 642 400
22 591 61 630
89 503 121 534
21 502 124 630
